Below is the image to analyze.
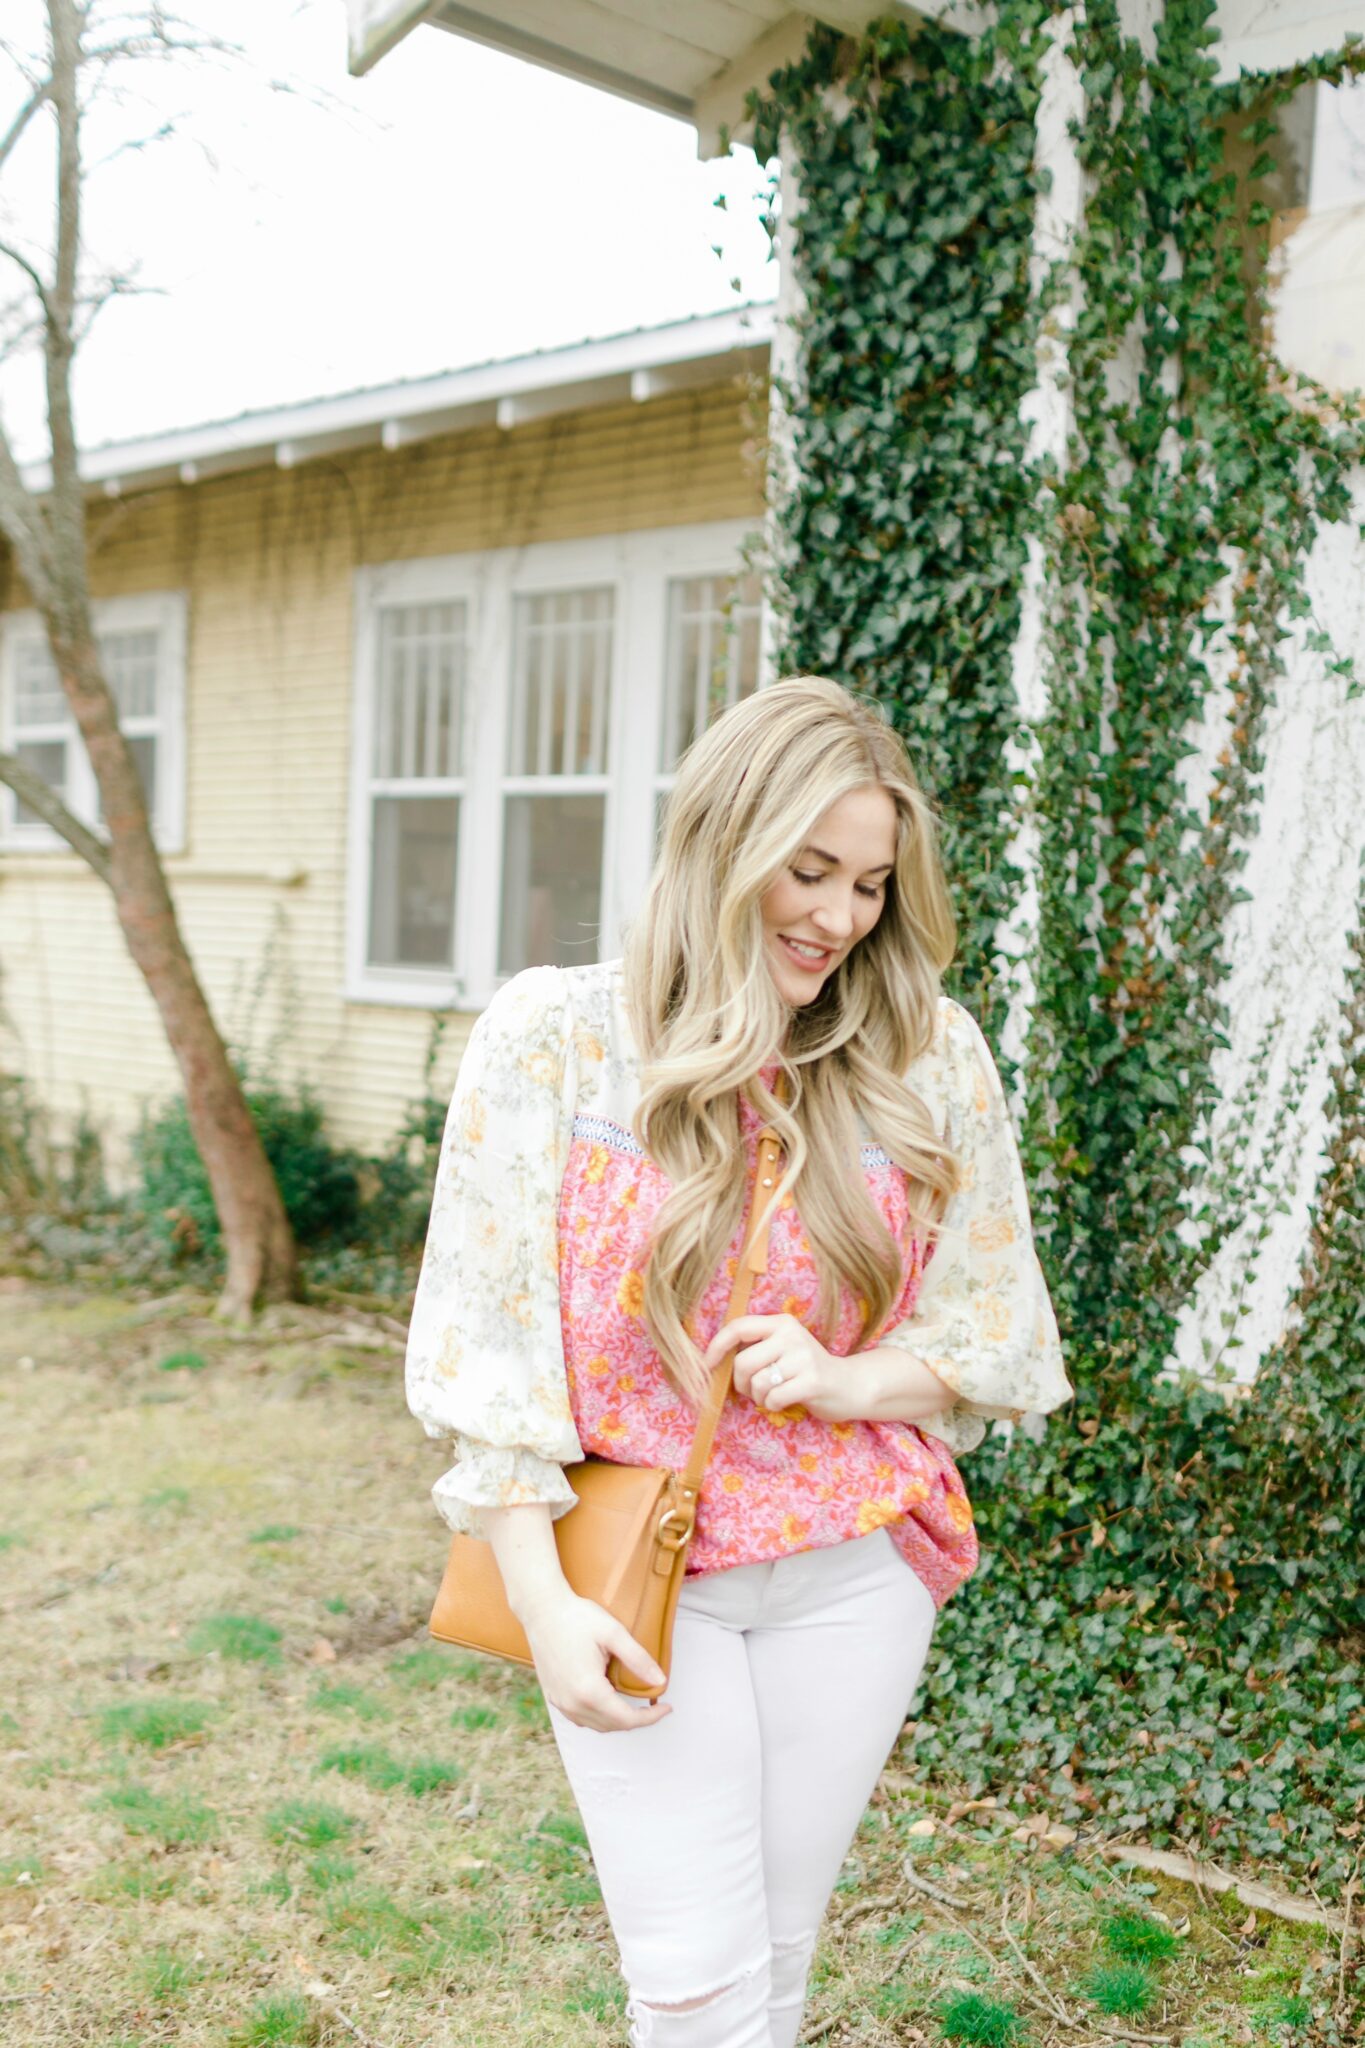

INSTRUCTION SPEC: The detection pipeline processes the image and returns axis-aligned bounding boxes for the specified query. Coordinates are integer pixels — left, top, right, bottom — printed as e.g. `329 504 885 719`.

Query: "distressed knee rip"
634 1941 777 2023
633 1951 771 2016
769 1931 818 2009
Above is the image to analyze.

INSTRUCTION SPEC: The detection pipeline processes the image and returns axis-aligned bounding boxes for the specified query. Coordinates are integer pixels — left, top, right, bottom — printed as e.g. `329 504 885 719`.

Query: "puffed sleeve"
879 997 1074 1455
405 962 585 1536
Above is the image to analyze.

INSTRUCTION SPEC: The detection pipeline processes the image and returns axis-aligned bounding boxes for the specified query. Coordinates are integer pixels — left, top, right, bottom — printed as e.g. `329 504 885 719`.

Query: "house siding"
0 379 766 1170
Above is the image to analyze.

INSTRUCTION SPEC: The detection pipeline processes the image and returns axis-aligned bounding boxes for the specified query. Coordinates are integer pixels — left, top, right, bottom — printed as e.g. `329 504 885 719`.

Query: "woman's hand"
700 1316 957 1426
518 1585 675 1734
701 1312 863 1423
481 1500 672 1734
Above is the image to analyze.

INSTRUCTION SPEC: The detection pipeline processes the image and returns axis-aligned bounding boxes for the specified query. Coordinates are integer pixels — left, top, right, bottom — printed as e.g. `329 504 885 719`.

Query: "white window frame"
0 590 188 855
347 519 762 1010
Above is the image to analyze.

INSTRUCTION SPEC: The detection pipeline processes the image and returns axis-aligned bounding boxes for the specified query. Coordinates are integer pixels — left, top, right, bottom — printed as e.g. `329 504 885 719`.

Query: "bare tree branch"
0 236 52 315
0 750 112 882
0 78 51 178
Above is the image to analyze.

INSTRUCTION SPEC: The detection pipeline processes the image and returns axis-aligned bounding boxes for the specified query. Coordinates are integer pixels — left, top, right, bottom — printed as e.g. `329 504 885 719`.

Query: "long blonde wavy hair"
622 674 963 1408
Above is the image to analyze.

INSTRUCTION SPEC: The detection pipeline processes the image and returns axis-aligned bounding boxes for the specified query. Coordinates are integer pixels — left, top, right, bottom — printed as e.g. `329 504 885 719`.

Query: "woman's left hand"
700 1313 864 1424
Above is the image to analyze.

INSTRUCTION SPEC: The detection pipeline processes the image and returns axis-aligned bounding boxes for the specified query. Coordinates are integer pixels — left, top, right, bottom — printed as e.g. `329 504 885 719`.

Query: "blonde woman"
406 676 1072 2048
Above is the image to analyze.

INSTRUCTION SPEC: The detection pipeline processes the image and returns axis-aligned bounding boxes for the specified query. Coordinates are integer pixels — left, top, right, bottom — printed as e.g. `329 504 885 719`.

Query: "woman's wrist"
479 1501 574 1627
847 1346 956 1424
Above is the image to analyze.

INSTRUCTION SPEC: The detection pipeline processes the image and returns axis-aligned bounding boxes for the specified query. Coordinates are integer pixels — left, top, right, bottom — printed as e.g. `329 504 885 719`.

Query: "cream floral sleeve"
880 997 1074 1455
405 963 584 1536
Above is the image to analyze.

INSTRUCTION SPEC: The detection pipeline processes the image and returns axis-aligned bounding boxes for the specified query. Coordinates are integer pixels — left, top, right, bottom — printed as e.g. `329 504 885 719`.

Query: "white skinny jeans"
545 1526 938 2048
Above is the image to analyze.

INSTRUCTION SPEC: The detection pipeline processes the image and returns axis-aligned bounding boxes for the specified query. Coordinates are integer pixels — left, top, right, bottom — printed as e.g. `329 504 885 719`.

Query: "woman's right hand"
520 1587 674 1732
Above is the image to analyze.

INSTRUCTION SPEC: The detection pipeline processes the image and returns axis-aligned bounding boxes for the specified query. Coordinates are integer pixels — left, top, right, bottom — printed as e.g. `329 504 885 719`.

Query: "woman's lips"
779 934 835 972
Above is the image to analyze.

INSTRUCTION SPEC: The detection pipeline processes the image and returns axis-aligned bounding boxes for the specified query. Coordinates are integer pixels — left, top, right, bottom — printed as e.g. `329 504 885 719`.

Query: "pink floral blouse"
405 959 1074 1611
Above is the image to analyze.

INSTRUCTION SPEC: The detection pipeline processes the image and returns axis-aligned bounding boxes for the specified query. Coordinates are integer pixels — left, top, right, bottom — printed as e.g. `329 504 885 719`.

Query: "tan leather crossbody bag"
427 1082 788 1703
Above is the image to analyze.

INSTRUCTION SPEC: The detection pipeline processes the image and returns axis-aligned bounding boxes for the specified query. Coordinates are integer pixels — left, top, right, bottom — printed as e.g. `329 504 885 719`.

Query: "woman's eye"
792 869 883 901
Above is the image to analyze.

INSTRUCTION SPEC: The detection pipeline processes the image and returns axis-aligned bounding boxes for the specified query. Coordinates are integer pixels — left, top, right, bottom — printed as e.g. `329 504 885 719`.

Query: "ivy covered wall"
749 1 1365 1889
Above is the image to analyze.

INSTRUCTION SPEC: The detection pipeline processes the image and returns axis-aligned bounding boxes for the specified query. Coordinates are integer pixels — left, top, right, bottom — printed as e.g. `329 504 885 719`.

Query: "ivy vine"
749 1 1365 1891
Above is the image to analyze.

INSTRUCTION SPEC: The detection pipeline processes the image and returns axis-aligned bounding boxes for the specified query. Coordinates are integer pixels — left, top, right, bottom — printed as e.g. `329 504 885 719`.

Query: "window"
347 522 765 1009
655 568 763 852
1223 72 1365 397
500 587 614 975
0 593 187 852
364 600 467 973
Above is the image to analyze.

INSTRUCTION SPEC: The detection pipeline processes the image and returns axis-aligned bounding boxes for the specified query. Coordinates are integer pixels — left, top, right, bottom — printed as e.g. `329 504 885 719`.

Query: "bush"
132 1073 360 1257
0 1070 108 1220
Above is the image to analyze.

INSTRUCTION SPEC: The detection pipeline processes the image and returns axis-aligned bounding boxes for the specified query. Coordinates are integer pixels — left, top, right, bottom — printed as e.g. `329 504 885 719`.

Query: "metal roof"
21 302 773 500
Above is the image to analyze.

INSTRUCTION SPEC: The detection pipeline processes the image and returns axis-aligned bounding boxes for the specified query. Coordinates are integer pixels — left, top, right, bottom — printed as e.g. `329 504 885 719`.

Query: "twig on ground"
1000 1919 1076 2026
908 1868 1080 2032
1093 1842 1347 1933
1337 1851 1360 2021
900 1859 967 1910
289 1953 382 2047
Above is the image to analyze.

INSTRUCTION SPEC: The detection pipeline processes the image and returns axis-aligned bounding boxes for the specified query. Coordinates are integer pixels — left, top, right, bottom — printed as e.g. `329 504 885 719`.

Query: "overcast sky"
0 0 778 460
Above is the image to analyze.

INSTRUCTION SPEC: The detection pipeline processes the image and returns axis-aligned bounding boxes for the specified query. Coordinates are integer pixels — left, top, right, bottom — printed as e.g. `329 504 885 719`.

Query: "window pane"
368 795 459 970
94 737 157 826
13 739 67 826
498 793 604 975
374 602 466 780
508 589 613 777
100 630 159 718
14 641 65 727
661 572 762 770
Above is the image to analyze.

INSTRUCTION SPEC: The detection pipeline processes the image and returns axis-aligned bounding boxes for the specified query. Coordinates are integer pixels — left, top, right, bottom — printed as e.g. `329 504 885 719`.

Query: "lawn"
0 1276 1356 2047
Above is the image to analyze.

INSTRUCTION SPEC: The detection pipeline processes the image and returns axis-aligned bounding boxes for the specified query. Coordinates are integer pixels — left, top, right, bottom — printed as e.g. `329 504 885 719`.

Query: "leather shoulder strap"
678 1067 789 1501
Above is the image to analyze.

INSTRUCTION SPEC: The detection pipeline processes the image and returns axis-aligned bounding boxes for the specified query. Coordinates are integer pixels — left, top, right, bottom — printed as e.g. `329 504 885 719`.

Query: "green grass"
249 1523 303 1544
307 1680 388 1721
139 1484 190 1514
1085 1961 1157 2015
0 1853 44 1884
158 1349 208 1372
387 1644 455 1688
263 1798 363 1851
939 1991 1024 2044
86 1858 181 1902
318 1881 498 1977
97 1698 216 1749
315 1741 461 1797
137 1944 206 1998
314 1741 408 1791
93 1781 218 1845
450 1702 499 1730
187 1611 283 1663
304 1851 357 1890
0 1529 29 1551
1101 1907 1179 1962
228 1994 317 2046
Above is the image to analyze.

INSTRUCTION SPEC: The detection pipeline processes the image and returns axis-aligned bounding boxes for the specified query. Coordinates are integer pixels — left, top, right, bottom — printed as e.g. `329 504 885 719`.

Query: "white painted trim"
24 305 774 499
345 518 763 1012
0 591 188 858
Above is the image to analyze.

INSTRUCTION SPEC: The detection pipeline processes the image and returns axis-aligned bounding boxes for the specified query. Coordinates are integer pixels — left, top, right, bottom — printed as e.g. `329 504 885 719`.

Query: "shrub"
132 1072 360 1257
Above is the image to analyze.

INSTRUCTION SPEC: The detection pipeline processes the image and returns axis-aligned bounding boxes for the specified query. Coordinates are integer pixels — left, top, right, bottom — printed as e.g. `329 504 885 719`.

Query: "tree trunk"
0 0 300 1317
55 625 299 1314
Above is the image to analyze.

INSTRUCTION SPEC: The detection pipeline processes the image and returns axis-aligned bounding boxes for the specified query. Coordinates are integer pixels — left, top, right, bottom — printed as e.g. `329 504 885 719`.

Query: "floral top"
405 959 1073 1609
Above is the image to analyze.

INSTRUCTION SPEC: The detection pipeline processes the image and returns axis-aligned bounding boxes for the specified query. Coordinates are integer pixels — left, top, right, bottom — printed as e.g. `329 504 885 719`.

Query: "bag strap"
674 1066 790 1513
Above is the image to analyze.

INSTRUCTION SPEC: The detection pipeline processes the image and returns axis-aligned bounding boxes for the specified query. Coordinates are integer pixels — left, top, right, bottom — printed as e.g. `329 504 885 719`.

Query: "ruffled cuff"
429 1440 579 1538
916 1406 989 1456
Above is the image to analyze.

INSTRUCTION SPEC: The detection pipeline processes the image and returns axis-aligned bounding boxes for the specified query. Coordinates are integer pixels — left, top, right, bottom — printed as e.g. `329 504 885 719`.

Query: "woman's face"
760 783 898 1007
